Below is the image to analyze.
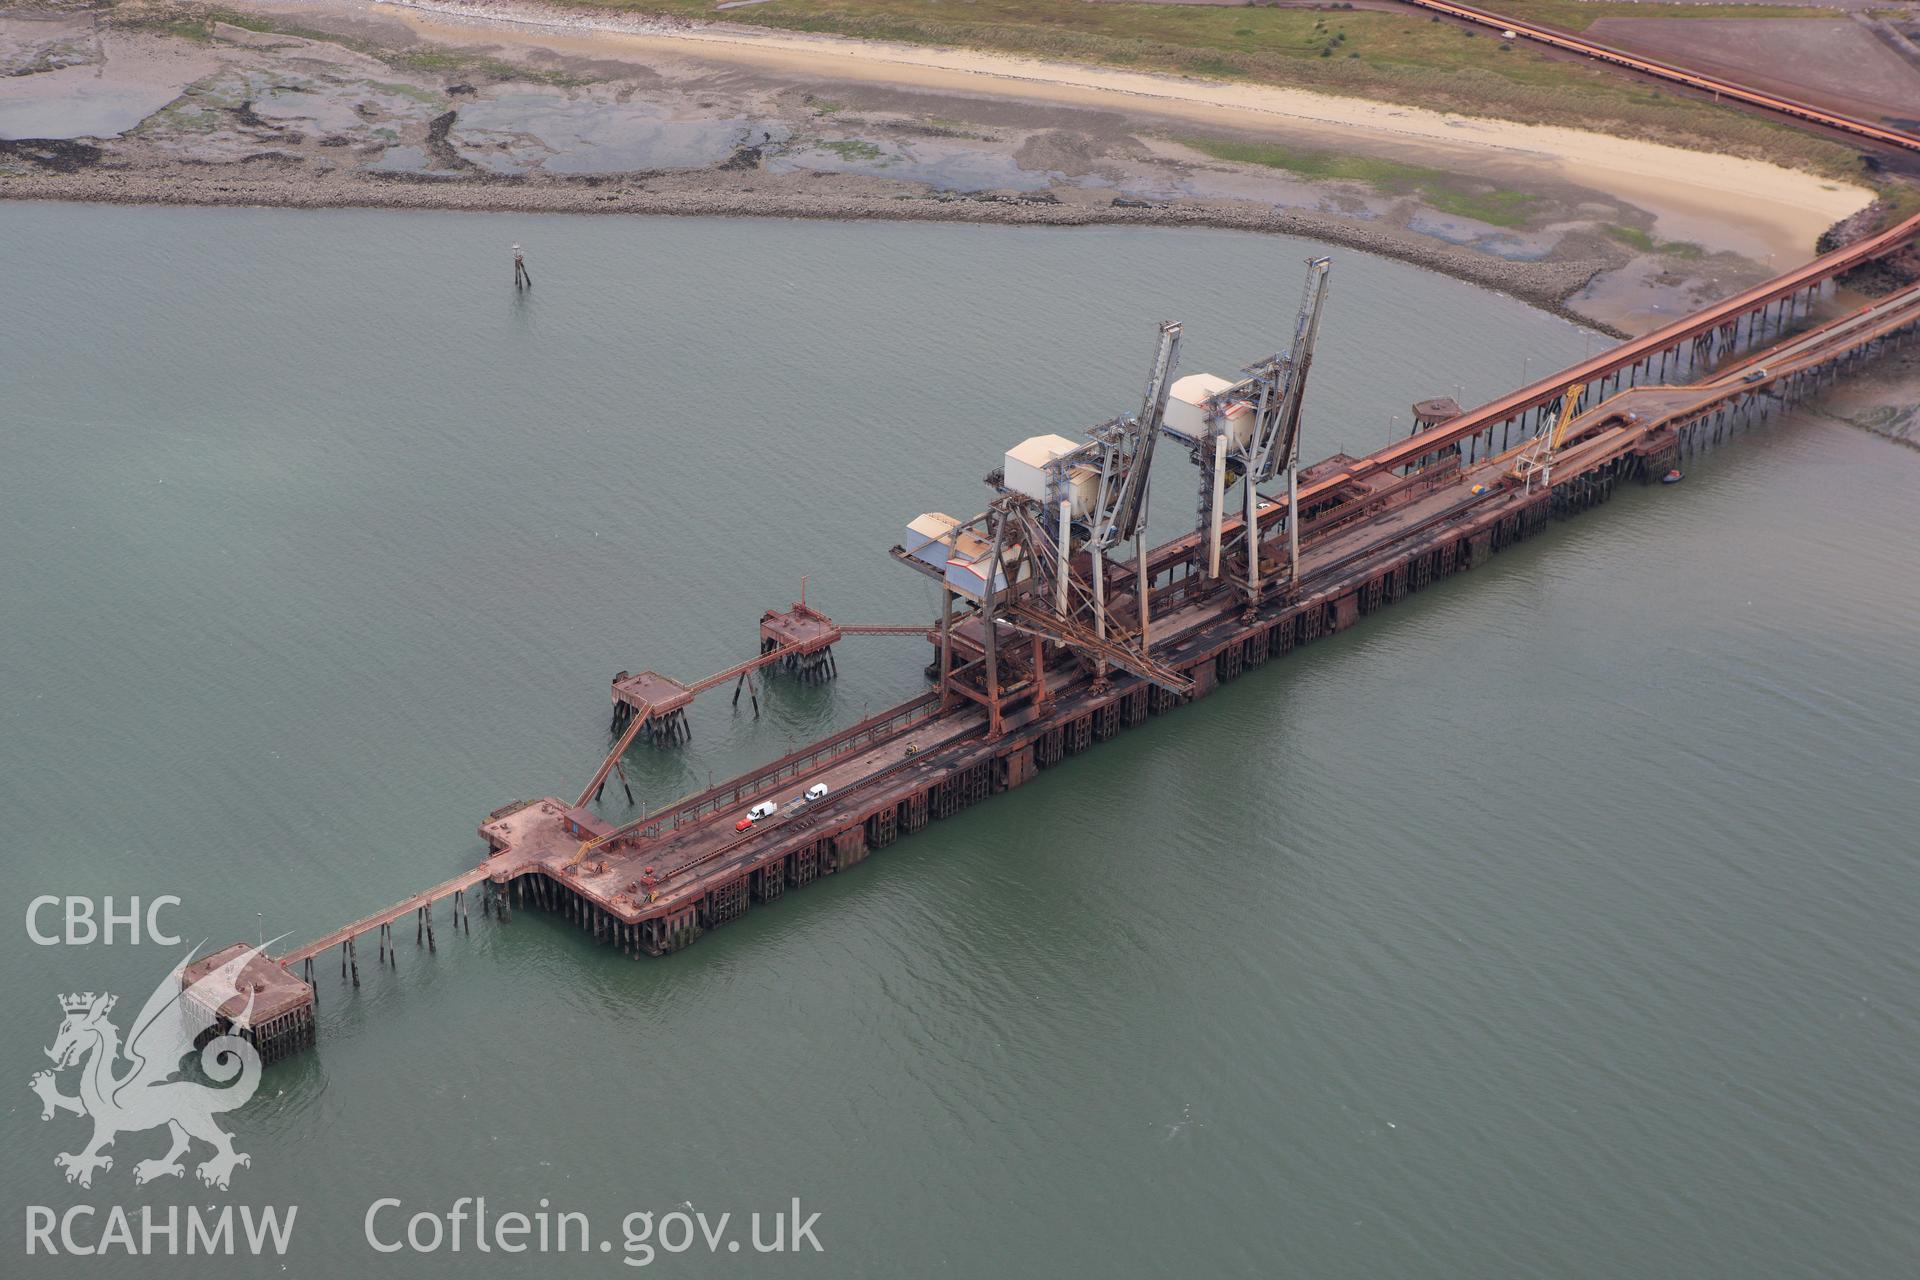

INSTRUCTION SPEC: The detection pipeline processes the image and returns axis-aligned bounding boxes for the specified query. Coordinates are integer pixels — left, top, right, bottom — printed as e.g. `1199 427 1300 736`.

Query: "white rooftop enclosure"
1004 434 1097 517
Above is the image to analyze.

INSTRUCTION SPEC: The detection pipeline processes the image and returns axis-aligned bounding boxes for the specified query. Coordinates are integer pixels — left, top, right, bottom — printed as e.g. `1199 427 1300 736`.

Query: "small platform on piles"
611 670 694 720
180 943 318 1065
759 601 841 654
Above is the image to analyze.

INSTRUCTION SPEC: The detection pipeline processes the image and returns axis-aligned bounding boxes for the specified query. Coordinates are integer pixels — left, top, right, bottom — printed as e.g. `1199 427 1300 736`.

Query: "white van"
746 800 777 822
805 783 829 802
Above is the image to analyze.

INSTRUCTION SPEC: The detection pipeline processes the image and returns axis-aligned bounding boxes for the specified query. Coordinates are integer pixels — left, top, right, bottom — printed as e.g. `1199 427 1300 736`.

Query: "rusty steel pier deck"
198 213 1920 1062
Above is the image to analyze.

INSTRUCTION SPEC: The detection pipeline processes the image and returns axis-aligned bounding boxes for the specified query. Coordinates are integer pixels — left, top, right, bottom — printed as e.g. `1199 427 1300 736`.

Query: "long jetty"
191 212 1920 1064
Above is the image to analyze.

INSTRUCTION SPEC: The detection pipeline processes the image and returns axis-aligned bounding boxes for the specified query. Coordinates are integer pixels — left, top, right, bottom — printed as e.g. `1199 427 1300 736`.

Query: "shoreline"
0 164 1627 333
368 0 1874 262
4 0 1889 335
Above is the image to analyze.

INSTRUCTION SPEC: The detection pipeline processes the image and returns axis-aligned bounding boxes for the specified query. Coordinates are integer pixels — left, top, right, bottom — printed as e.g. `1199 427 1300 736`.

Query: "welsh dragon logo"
29 946 268 1191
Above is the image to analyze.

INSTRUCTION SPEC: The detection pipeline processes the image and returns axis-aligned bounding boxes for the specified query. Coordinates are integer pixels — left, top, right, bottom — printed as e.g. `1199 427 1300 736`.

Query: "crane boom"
1245 256 1332 485
1510 381 1587 488
1088 321 1182 551
1548 380 1586 451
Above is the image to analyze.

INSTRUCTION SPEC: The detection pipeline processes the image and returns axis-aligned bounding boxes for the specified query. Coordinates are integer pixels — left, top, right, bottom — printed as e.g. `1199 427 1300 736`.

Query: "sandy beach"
0 0 1886 335
372 0 1872 260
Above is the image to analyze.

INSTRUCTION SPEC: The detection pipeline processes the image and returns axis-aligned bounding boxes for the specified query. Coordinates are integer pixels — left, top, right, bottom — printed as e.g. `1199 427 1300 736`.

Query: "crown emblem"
58 992 113 1016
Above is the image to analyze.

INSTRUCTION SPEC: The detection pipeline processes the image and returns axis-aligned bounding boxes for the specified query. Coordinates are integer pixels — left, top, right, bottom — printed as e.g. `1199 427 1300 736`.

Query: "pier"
195 211 1920 1062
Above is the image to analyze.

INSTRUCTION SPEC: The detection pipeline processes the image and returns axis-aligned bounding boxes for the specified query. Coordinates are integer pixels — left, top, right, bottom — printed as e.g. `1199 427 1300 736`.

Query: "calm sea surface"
3 203 1917 1278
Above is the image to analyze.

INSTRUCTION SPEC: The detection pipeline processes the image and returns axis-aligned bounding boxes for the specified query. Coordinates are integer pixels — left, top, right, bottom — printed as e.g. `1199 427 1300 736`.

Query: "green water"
4 203 1917 1278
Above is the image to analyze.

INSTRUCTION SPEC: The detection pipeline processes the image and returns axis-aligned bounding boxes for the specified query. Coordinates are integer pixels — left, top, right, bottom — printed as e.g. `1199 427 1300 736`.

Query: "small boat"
1661 469 1684 484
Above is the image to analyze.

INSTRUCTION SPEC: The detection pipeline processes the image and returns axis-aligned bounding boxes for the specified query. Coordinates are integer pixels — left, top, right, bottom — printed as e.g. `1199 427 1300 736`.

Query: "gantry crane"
1158 257 1330 606
985 321 1193 701
898 321 1193 734
1198 255 1331 605
895 259 1336 734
